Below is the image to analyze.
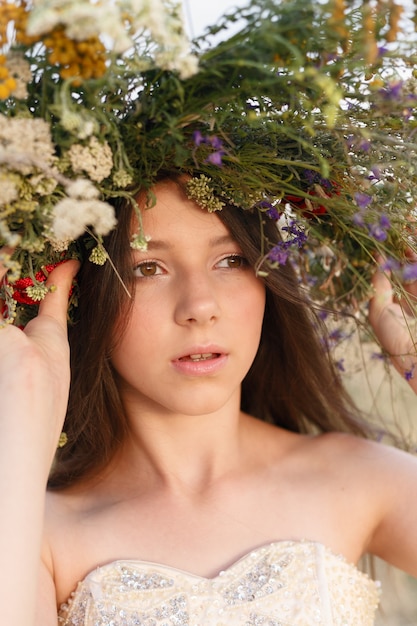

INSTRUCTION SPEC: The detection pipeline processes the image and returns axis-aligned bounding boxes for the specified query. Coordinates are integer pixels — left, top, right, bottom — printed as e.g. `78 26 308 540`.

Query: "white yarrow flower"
26 6 61 36
52 196 117 241
0 115 56 172
63 3 121 41
0 174 18 206
65 178 100 200
27 0 198 75
67 137 113 183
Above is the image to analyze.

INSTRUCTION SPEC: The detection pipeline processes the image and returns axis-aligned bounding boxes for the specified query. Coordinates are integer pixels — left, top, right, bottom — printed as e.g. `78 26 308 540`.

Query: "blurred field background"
340 332 417 625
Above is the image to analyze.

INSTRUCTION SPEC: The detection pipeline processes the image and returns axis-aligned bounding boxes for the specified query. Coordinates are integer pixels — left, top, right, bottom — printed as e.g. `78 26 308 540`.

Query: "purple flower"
209 135 223 150
402 263 417 282
193 131 226 167
303 169 332 190
282 221 307 247
354 192 372 209
193 131 225 166
353 211 390 242
405 364 415 381
329 328 345 342
369 166 381 181
193 130 205 146
304 169 317 185
368 214 391 242
379 214 390 229
256 200 280 221
266 206 281 220
205 151 224 167
268 245 289 265
335 359 345 372
268 220 307 265
358 139 371 152
368 223 388 242
380 81 403 99
353 211 366 227
381 257 400 272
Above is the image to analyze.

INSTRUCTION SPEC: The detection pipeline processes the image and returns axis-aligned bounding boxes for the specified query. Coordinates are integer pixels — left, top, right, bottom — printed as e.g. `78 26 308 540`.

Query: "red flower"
284 179 341 218
284 192 328 217
11 262 71 306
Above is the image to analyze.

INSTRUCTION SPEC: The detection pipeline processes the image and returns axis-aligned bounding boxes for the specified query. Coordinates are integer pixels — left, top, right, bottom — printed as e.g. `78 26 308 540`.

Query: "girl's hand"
0 257 80 467
369 260 417 393
0 257 79 626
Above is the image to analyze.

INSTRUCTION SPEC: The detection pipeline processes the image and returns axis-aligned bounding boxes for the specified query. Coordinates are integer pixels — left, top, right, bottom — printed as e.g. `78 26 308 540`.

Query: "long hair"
48 180 369 489
218 205 367 435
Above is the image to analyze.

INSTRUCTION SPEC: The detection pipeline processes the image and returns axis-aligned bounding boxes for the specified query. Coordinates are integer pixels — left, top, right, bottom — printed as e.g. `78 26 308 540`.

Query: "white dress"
58 540 380 625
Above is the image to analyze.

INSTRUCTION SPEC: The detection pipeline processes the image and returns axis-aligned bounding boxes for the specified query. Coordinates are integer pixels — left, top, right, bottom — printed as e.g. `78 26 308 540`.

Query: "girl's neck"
112 402 252 494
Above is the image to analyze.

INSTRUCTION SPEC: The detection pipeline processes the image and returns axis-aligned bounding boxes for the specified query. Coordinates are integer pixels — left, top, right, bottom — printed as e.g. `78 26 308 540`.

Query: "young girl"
1 175 416 626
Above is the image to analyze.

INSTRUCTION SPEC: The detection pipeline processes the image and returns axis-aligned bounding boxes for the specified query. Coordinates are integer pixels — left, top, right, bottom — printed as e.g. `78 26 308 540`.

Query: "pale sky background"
183 0 247 38
183 0 415 40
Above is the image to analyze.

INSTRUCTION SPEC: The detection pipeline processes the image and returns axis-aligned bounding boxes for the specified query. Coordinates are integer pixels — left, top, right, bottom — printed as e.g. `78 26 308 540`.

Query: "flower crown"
1 0 417 342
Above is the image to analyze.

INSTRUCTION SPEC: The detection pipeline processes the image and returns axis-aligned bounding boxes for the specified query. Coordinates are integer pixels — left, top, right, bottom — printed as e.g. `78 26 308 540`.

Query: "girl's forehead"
136 180 229 239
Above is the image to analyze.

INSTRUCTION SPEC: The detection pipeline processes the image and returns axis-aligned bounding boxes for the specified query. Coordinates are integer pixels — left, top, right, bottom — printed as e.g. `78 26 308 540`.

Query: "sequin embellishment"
58 540 380 626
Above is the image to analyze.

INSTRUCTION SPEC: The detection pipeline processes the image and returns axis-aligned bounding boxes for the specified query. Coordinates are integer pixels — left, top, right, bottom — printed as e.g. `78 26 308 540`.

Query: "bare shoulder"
43 479 108 562
312 431 417 574
43 488 82 563
44 480 102 536
244 414 416 481
45 484 81 524
305 430 417 483
315 430 416 466
43 483 104 605
261 423 417 506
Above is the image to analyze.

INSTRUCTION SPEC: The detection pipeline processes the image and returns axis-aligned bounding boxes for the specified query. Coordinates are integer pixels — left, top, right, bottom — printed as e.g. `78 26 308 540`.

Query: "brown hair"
48 179 369 489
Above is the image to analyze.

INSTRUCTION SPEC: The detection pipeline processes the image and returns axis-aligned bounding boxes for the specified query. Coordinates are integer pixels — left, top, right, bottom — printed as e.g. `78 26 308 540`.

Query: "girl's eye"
217 254 247 269
134 261 163 277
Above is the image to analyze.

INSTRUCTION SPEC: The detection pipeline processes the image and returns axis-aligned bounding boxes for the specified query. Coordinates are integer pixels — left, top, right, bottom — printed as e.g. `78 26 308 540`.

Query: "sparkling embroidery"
95 593 189 626
58 541 381 626
118 566 175 592
247 614 287 626
222 555 292 605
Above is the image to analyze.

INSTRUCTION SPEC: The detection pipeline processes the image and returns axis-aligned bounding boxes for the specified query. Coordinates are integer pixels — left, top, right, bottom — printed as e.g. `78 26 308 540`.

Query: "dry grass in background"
340 333 417 625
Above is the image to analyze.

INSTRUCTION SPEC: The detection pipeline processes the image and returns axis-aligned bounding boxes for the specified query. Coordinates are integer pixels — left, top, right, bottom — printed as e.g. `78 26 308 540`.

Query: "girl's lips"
178 352 220 362
172 352 228 376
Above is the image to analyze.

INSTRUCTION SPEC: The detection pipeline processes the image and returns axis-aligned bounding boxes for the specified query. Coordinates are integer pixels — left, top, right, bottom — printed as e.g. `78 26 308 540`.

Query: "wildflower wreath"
1 0 417 350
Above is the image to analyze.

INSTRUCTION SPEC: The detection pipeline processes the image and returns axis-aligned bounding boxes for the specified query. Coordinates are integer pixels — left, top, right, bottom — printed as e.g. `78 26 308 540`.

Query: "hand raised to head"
369 259 417 393
0 258 80 463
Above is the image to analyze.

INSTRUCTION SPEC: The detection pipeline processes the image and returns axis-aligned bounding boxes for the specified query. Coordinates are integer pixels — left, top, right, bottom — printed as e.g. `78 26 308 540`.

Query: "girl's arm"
0 259 79 626
369 265 417 394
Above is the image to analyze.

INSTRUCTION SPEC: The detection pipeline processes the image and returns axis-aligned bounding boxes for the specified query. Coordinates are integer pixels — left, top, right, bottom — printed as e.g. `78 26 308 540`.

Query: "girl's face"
110 180 266 419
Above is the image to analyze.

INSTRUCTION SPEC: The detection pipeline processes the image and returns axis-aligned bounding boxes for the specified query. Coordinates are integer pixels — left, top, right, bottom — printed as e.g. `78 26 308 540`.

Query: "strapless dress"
58 539 380 625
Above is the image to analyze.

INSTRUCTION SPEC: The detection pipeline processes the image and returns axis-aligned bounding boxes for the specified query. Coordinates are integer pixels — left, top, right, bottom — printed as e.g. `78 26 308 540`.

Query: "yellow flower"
25 283 49 302
0 57 16 100
89 245 107 265
44 27 106 83
58 432 68 448
186 175 225 213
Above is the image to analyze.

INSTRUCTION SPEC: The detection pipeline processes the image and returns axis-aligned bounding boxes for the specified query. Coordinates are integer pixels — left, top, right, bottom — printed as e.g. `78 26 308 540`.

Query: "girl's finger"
369 265 394 325
38 260 80 326
371 265 393 299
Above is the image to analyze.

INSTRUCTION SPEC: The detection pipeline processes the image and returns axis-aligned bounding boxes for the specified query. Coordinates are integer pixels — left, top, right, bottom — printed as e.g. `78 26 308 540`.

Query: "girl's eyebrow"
145 234 236 251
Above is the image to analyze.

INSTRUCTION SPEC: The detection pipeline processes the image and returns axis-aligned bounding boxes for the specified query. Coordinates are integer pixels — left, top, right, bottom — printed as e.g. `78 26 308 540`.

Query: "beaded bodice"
58 540 380 625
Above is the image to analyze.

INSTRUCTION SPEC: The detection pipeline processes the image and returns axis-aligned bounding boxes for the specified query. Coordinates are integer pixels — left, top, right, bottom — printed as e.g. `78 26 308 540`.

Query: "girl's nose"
174 272 221 325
